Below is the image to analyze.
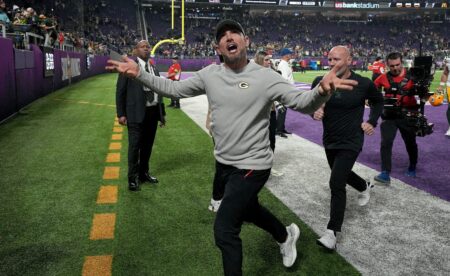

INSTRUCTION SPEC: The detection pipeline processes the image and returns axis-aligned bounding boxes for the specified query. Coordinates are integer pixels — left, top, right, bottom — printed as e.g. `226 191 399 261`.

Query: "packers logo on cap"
239 82 249 89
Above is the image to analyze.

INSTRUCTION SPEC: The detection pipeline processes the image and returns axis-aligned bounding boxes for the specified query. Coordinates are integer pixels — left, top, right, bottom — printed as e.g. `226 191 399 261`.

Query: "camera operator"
436 57 450 137
373 52 421 184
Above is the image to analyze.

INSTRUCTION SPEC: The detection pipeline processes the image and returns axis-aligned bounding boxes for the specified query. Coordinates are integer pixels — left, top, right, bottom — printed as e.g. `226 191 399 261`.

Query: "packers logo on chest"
238 82 249 89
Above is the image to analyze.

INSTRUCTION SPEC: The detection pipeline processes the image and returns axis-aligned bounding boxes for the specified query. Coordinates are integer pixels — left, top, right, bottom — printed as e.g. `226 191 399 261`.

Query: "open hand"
319 61 358 96
106 56 140 78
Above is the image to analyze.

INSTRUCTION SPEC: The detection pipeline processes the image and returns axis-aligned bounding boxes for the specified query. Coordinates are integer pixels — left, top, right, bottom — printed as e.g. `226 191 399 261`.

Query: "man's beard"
222 49 246 67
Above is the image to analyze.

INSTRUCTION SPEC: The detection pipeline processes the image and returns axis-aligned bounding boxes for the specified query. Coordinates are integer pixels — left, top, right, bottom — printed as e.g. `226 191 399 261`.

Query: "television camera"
382 56 435 137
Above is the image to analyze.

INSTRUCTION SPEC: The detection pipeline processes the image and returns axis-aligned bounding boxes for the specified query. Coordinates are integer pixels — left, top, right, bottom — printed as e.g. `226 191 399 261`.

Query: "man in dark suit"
116 40 166 191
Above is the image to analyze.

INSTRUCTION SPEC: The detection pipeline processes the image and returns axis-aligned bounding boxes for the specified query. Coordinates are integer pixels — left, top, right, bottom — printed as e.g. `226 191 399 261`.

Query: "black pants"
380 118 417 172
325 149 367 232
170 98 180 107
211 111 275 200
127 106 159 180
447 104 450 125
213 162 287 276
269 110 276 151
212 160 226 201
276 108 287 133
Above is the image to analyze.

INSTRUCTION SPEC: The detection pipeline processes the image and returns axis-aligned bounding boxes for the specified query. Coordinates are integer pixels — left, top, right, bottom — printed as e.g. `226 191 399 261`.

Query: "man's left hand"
318 61 358 96
361 122 375 135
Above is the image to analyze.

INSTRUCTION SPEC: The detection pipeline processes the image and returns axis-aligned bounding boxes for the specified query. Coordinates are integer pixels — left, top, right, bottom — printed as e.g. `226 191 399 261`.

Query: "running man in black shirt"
312 46 383 250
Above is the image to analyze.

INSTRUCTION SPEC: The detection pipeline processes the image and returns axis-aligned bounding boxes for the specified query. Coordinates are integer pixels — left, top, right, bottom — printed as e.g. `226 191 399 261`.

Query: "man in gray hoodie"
107 19 357 276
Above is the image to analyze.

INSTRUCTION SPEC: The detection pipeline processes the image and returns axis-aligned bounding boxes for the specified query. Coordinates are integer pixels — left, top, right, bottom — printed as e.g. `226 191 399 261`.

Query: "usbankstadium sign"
335 2 380 9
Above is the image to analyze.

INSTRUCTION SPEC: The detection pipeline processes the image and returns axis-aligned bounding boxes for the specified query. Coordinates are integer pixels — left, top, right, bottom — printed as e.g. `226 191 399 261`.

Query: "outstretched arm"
106 56 140 77
107 56 206 98
272 61 358 114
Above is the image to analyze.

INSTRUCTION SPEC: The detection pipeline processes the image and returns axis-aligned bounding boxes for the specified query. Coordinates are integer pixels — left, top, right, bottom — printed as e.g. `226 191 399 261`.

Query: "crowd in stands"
1 0 449 62
151 9 450 63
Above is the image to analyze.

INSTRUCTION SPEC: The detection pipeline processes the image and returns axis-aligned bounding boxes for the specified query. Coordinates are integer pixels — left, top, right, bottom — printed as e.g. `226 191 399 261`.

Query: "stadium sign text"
289 1 320 5
335 2 380 9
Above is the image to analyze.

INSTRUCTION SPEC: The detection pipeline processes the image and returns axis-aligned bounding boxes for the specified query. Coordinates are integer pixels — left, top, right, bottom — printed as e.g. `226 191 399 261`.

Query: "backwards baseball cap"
215 19 245 43
280 48 294 57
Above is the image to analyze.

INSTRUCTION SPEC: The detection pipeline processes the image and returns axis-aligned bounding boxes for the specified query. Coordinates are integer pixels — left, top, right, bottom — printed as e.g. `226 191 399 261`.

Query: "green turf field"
0 72 382 276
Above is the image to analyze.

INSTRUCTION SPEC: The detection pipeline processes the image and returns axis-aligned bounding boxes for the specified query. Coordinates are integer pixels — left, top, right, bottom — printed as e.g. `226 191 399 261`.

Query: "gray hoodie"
136 61 329 170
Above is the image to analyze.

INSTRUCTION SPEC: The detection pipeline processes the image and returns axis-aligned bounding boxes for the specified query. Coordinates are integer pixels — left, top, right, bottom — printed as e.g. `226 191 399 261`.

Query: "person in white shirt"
276 48 295 137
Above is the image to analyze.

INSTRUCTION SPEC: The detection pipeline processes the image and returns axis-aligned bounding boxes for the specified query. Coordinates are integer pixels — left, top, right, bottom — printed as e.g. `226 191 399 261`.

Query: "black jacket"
116 64 165 124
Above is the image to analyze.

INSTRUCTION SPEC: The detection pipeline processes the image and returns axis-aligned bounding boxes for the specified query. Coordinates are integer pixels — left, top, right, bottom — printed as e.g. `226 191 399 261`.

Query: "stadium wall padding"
0 38 17 122
0 37 109 122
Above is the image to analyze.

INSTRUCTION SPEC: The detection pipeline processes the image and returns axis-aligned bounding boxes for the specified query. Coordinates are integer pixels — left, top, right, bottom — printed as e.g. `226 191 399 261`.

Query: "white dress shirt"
137 57 158 106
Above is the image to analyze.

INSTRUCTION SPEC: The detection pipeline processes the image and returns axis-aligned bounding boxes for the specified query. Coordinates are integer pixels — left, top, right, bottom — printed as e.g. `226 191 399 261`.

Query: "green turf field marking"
89 213 116 240
106 153 120 163
112 127 123 133
82 255 113 276
103 167 120 180
52 98 115 108
111 134 122 141
109 142 122 150
97 186 118 204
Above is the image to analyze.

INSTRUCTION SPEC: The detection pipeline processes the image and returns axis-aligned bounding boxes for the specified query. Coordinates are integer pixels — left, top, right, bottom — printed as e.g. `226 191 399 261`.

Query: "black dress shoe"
128 178 140 191
139 173 159 184
281 130 292 135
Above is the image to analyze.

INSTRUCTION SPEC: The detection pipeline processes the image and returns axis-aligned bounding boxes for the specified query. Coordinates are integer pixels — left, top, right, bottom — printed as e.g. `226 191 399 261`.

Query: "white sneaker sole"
284 224 300 267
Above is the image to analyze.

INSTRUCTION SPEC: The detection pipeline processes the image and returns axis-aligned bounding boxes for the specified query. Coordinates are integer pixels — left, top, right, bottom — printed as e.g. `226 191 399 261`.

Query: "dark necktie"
144 62 154 103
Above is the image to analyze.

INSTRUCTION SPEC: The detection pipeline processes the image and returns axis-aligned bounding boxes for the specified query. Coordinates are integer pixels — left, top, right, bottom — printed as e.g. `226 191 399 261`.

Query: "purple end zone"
286 83 450 202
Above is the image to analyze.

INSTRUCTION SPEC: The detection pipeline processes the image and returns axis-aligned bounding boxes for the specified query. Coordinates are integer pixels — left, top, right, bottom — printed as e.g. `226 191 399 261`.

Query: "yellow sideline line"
106 153 121 163
97 186 118 204
89 213 116 240
113 126 123 133
53 98 115 108
84 117 123 274
82 255 113 276
103 166 120 180
111 134 122 140
109 142 122 150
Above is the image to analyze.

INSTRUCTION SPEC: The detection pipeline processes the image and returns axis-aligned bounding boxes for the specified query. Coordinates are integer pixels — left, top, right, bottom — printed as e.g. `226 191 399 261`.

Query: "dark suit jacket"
116 64 166 124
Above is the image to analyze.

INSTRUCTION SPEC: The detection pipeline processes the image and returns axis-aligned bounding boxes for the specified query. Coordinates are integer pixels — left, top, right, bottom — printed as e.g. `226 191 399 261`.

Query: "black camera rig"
382 56 435 137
